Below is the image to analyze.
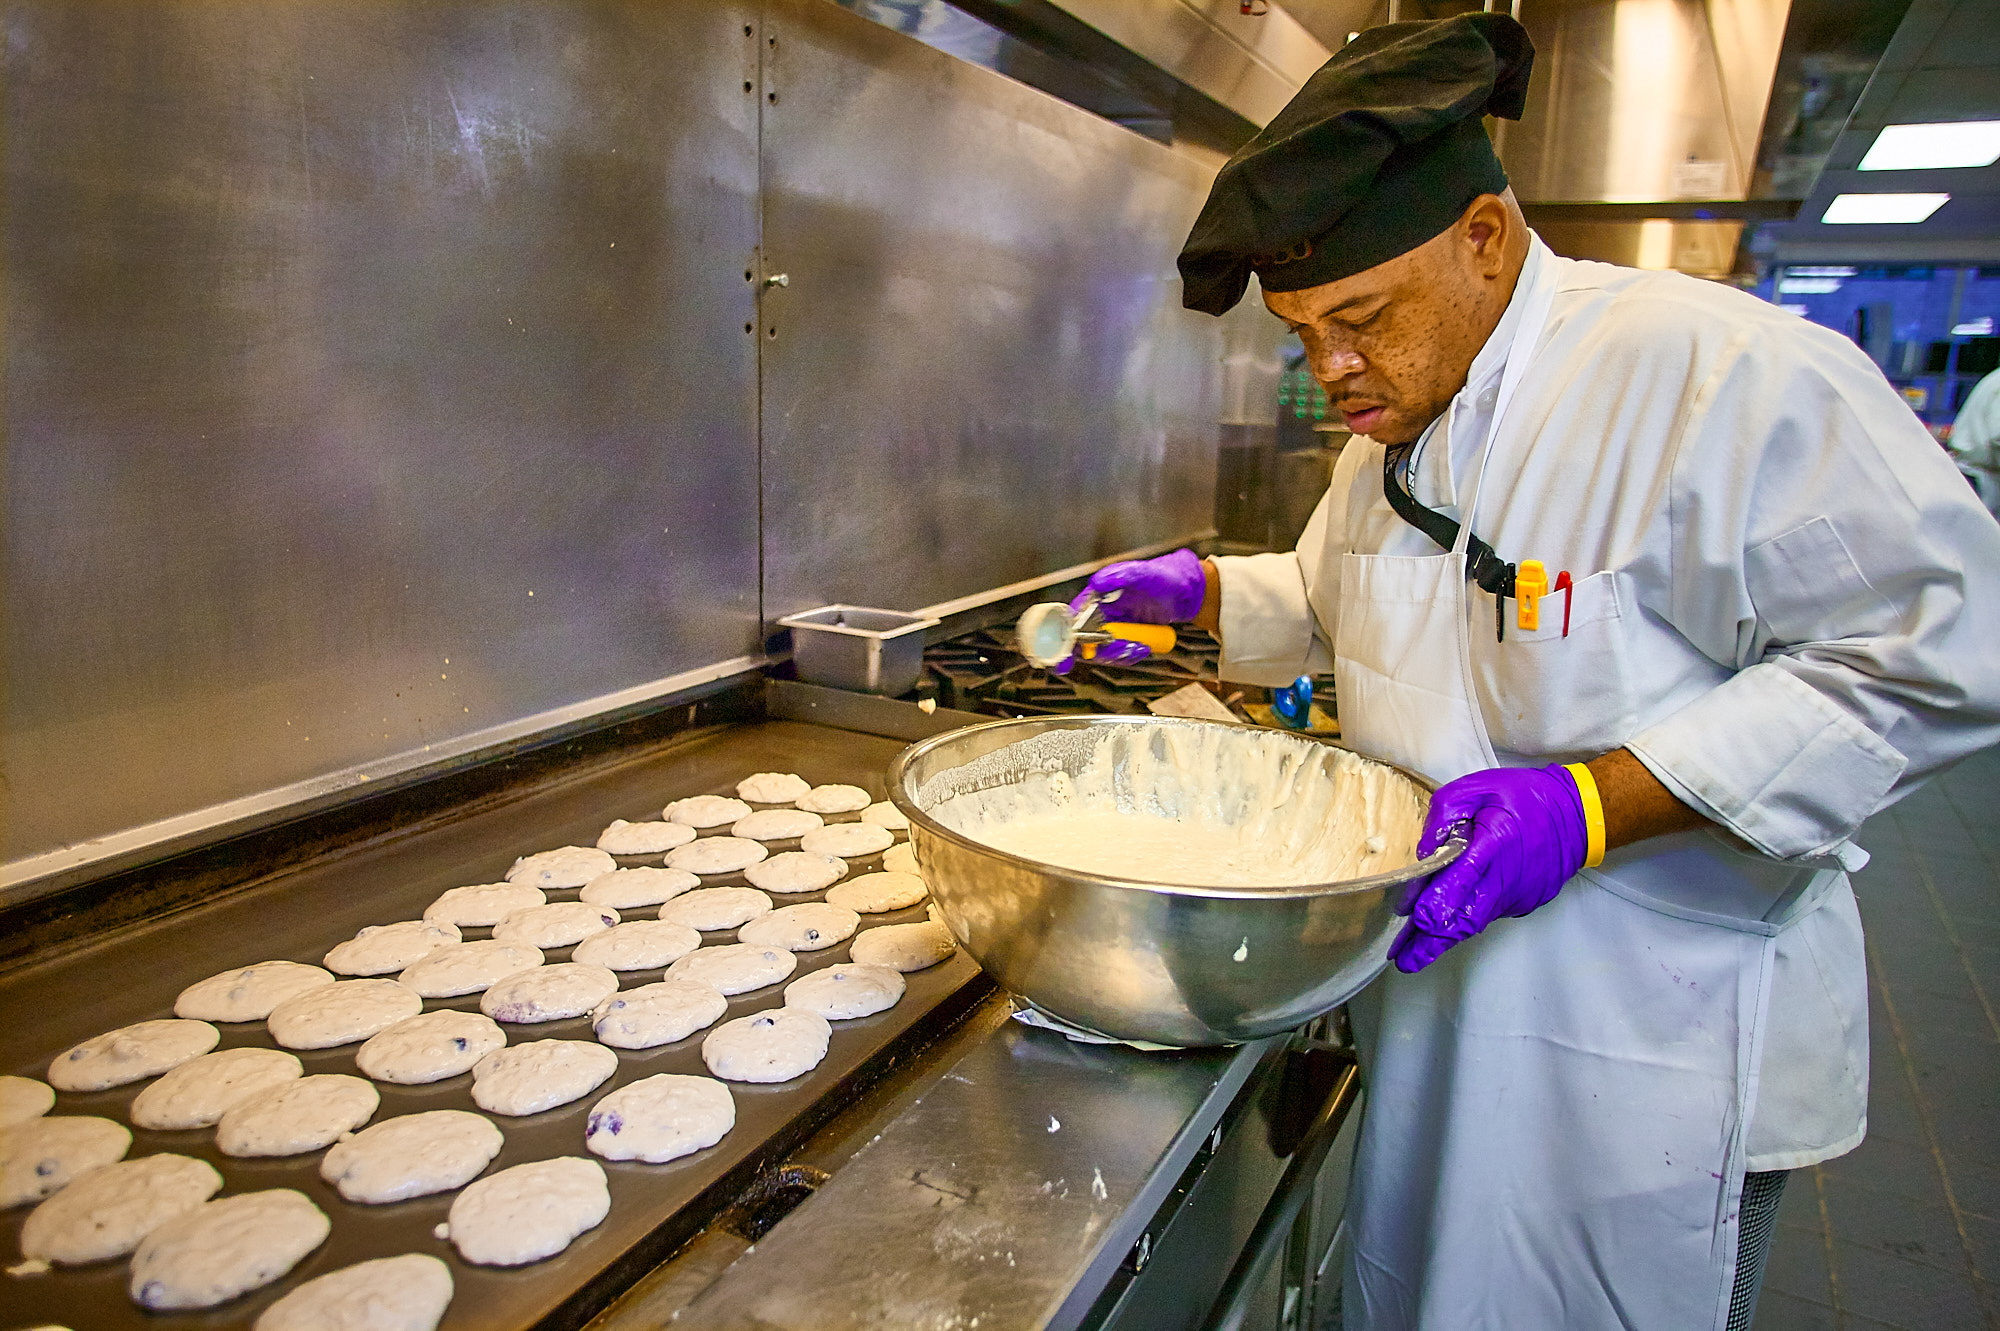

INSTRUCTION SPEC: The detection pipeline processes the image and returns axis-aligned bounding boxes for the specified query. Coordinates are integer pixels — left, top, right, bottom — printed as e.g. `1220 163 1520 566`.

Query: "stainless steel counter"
587 988 1334 1331
683 1022 1273 1329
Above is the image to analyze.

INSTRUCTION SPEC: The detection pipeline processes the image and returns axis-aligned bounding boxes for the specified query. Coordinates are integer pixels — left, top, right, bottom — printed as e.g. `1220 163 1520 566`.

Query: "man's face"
1262 202 1514 446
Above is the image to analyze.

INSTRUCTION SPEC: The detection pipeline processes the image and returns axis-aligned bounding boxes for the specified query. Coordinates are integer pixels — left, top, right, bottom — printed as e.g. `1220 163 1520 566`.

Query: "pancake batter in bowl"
928 722 1424 888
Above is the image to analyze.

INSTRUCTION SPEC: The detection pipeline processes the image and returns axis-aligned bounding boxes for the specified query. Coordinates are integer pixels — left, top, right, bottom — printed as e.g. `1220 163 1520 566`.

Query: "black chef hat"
1178 13 1534 316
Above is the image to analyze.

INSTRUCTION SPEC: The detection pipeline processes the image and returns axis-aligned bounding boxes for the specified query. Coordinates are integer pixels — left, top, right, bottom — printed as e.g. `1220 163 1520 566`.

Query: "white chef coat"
1953 367 2000 517
1215 237 2000 1167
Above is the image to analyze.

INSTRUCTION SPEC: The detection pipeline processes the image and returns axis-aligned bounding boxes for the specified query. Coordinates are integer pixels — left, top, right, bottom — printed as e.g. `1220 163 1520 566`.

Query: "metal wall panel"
759 0 1225 619
1043 0 1333 126
5 1 764 873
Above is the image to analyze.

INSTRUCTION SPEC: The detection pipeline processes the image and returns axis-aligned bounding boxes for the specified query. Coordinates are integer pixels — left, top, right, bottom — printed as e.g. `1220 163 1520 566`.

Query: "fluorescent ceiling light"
1821 193 1950 224
1955 317 1996 337
1778 304 1811 317
1778 277 1844 294
1859 121 2000 171
1787 266 1856 278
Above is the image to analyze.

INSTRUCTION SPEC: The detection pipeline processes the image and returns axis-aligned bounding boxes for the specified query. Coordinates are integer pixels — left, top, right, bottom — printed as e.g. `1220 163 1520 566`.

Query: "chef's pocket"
1475 568 1637 757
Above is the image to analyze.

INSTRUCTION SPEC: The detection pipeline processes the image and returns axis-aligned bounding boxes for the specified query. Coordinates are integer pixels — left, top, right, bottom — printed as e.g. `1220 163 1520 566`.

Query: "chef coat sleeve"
1212 487 1339 687
1953 369 2000 467
1625 323 2000 862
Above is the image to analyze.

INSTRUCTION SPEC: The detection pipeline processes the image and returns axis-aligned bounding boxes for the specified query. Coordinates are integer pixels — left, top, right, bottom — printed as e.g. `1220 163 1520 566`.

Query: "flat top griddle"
0 719 983 1331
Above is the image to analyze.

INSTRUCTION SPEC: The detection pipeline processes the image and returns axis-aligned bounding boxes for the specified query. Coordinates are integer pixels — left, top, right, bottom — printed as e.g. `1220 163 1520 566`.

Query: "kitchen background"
6 2 1998 1329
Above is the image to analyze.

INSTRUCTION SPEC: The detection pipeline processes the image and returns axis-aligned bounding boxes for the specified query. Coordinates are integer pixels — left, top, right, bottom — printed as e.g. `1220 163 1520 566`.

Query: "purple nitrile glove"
1049 638 1151 676
1386 764 1590 974
1069 548 1207 624
1051 549 1206 673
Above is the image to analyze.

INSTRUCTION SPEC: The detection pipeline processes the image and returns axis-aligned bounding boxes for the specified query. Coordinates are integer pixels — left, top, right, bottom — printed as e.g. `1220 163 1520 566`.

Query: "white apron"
1331 271 1843 1330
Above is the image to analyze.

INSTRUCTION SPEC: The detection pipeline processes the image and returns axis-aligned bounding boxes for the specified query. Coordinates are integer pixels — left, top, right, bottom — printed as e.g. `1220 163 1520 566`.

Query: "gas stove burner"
922 624 1233 719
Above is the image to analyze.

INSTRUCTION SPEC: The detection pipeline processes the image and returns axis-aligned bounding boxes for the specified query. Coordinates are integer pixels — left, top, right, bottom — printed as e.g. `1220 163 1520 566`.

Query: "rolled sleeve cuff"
1214 552 1329 688
1625 662 1907 861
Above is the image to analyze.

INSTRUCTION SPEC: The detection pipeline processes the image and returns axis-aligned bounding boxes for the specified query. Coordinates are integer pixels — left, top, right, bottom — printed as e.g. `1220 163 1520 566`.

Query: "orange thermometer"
1516 559 1548 632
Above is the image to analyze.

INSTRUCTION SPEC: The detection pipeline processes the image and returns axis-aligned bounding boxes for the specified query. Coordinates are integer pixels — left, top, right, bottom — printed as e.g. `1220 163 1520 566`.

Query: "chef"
1064 14 2000 1330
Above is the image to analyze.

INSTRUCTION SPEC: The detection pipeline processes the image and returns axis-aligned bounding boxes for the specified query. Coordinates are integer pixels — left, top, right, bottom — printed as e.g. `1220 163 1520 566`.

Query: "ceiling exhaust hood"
999 0 1808 277
1503 0 1920 276
1505 0 1792 204
1013 0 1334 127
957 0 1915 279
946 0 1333 148
1498 0 1794 276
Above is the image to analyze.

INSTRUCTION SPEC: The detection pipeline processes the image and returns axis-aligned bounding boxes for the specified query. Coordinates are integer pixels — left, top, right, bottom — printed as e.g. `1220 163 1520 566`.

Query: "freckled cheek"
1361 321 1438 401
1400 336 1463 404
1367 344 1410 392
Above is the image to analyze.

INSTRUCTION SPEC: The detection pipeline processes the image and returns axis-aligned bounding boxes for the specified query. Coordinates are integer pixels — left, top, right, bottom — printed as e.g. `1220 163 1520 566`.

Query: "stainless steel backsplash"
758 0 1224 618
3 0 1227 885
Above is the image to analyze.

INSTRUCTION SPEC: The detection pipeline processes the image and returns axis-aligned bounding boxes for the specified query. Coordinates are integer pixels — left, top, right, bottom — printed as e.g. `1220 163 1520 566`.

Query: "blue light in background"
1753 265 2000 427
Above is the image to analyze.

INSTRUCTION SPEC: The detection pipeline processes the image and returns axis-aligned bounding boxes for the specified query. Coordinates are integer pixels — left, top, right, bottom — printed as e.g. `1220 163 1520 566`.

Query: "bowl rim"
886 713 1464 901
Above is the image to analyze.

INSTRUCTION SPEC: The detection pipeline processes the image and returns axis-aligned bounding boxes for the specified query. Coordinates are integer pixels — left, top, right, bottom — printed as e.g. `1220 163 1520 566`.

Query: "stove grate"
923 626 1233 718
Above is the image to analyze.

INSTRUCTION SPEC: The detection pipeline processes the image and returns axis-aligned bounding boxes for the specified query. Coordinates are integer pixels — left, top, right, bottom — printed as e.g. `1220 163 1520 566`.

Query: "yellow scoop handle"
1079 623 1177 659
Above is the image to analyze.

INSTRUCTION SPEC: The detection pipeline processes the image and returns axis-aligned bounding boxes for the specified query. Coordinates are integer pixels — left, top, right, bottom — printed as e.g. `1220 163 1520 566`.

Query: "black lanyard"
1382 443 1518 641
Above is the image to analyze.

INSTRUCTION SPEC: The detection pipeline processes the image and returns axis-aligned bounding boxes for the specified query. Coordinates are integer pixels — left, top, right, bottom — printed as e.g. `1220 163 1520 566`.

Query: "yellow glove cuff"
1562 762 1607 869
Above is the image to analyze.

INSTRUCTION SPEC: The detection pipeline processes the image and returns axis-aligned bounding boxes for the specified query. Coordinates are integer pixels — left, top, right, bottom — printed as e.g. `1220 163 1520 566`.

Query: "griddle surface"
0 720 981 1330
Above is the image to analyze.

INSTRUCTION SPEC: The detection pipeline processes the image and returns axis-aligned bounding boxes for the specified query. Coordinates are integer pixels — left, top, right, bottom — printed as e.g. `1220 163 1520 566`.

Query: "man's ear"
1461 194 1512 278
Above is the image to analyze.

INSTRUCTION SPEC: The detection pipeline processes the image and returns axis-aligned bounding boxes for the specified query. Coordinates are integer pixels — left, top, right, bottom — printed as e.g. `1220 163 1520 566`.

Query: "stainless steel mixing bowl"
887 714 1463 1047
